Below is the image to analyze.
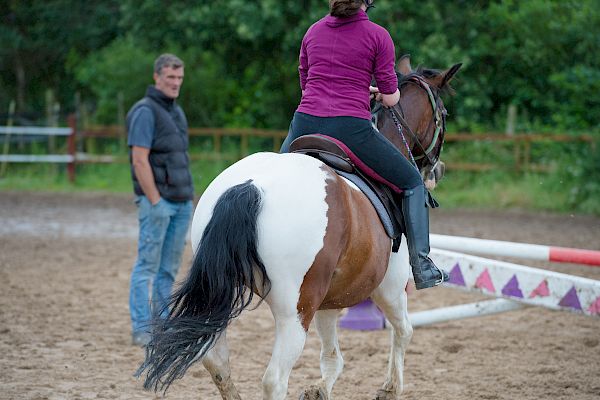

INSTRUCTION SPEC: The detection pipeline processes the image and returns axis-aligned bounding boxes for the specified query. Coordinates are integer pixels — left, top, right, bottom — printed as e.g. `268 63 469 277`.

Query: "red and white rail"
430 234 600 267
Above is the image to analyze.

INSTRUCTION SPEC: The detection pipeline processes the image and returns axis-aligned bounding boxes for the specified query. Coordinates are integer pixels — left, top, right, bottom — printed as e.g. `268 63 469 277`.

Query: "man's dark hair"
329 0 363 18
154 54 184 75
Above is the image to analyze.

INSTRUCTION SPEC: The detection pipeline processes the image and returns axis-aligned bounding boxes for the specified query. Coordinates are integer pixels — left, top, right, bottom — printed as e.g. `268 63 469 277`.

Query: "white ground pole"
430 234 600 267
409 298 525 327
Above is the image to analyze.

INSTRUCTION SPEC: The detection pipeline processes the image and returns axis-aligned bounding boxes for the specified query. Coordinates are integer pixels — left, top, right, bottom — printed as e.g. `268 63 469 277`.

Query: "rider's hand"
369 86 383 102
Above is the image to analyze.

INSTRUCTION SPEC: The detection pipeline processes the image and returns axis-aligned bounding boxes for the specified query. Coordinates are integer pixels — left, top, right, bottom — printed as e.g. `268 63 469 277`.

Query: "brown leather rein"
375 75 447 170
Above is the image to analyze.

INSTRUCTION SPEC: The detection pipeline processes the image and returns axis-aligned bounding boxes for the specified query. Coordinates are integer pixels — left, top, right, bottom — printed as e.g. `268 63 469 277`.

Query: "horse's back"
191 152 332 300
192 152 329 238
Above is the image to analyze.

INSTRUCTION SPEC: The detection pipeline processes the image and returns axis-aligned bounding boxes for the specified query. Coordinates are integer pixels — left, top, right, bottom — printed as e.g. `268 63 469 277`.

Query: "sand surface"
1 192 599 400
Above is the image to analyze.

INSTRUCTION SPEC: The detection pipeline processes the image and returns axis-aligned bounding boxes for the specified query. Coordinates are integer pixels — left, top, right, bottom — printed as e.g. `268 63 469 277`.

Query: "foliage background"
1 0 599 213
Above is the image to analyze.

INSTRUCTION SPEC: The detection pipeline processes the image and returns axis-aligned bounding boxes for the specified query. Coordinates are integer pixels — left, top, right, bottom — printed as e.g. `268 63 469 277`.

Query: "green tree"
0 0 121 117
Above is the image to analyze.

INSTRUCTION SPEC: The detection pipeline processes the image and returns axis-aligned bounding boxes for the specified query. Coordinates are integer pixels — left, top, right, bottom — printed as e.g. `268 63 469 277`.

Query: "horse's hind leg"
262 308 307 400
299 309 343 400
202 330 242 400
371 248 413 400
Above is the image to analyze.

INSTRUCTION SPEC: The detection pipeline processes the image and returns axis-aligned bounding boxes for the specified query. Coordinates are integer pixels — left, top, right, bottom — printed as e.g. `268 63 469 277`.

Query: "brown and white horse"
136 57 461 400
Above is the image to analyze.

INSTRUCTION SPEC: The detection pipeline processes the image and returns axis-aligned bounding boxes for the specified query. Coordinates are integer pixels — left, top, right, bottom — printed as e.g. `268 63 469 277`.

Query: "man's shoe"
131 331 151 347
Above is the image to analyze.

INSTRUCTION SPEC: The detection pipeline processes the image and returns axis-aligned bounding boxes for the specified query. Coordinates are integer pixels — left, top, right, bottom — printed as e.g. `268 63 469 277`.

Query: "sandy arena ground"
1 192 599 400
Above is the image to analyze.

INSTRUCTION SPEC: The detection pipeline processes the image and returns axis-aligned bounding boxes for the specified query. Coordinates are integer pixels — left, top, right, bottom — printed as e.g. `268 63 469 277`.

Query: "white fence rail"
0 116 78 180
0 127 72 135
0 155 74 163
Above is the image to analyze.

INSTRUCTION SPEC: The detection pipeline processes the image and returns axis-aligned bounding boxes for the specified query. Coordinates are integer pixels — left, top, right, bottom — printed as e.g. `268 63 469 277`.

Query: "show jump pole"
430 234 600 267
430 248 600 317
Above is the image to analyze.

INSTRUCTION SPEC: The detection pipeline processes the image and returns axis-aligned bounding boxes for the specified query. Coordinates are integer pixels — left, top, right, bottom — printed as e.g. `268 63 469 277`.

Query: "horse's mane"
397 67 455 96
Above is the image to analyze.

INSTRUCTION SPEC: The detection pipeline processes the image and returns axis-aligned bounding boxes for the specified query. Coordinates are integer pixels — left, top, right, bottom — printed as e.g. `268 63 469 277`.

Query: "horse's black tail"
135 179 271 393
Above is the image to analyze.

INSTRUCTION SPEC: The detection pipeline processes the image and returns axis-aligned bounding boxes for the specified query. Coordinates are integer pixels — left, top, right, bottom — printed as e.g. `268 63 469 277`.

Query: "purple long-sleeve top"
296 9 398 120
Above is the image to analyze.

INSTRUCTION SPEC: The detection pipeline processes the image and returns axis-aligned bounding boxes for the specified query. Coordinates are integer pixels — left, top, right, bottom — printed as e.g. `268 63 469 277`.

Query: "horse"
136 55 461 400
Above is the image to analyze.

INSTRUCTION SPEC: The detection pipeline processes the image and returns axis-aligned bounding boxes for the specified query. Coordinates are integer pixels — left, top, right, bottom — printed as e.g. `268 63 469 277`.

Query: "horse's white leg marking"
371 239 413 399
315 309 344 398
201 331 241 400
262 313 307 400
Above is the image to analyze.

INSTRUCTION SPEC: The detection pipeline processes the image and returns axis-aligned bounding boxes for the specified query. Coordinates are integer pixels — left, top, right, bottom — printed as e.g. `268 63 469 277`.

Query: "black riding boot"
402 185 449 290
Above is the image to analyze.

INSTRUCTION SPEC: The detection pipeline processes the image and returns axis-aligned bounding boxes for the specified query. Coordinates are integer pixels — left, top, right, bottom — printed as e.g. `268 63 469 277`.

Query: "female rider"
281 0 448 289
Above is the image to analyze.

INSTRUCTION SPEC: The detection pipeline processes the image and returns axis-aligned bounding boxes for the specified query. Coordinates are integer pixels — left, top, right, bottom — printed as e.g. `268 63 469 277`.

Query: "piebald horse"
137 56 461 400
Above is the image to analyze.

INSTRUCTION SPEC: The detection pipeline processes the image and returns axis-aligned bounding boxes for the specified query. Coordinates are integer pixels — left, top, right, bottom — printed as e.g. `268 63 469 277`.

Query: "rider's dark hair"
329 0 363 18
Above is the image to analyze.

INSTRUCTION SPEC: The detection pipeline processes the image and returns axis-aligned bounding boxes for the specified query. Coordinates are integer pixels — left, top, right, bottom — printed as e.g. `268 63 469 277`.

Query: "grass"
0 154 597 216
434 170 574 213
0 159 233 194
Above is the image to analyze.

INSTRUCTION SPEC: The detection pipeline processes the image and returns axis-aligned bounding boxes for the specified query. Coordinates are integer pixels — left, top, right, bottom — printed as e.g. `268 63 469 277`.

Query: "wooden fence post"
0 100 16 177
213 132 221 153
506 104 521 171
67 114 77 183
272 133 281 152
46 89 55 154
240 131 248 157
117 91 126 153
523 137 531 171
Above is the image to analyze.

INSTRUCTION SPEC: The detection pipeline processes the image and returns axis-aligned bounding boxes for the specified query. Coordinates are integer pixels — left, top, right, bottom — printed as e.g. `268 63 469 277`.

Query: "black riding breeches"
280 111 423 191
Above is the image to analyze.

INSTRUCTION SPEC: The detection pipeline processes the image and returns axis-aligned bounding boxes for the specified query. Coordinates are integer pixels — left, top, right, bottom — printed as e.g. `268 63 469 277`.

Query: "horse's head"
373 55 461 190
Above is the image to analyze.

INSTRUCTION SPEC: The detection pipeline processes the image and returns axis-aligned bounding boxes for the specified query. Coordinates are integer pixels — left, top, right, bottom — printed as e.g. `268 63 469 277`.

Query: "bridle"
372 75 447 171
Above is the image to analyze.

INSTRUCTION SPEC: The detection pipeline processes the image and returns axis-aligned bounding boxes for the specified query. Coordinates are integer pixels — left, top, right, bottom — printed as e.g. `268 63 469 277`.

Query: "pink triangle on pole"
475 269 496 293
588 296 600 315
529 280 550 298
558 286 583 311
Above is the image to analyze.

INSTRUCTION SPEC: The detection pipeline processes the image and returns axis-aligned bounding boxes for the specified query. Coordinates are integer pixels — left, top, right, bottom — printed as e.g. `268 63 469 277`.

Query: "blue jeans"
129 196 193 333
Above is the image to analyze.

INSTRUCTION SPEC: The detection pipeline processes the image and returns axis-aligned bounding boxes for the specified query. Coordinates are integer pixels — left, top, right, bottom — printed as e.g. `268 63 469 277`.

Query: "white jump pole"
409 299 524 327
431 248 600 316
430 234 600 267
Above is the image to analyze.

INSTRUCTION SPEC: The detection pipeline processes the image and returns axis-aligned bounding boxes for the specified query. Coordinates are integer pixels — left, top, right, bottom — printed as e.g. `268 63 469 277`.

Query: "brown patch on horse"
296 166 391 330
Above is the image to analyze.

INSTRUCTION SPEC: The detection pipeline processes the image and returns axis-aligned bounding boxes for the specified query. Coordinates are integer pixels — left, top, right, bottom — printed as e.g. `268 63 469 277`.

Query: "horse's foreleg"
371 248 413 400
262 312 307 400
202 330 242 400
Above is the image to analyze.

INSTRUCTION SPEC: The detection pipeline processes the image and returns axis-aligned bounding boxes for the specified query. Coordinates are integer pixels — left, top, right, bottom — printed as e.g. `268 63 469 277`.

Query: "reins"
388 105 420 169
382 76 445 169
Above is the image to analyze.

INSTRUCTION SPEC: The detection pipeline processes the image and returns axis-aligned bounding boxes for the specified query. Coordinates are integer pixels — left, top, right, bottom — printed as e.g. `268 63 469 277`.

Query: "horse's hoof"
299 385 327 400
374 388 397 400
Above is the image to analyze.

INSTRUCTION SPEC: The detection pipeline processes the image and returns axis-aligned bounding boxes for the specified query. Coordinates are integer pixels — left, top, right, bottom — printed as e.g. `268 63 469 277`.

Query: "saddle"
289 134 405 252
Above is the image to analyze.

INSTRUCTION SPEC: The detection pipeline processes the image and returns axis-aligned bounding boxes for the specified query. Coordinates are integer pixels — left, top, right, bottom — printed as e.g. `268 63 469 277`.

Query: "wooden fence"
0 116 596 181
443 133 596 172
78 124 595 172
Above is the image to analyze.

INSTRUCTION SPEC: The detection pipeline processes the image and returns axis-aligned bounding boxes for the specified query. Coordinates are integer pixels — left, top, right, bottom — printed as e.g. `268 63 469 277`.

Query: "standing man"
127 54 194 347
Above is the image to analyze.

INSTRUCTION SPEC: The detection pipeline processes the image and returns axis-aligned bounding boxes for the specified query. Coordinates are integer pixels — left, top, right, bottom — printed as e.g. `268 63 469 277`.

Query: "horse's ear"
433 63 462 89
396 54 412 75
